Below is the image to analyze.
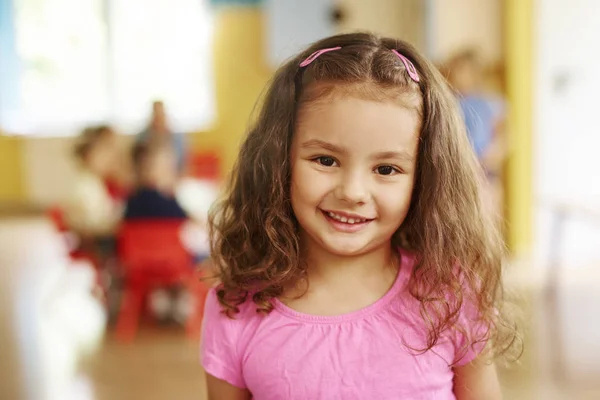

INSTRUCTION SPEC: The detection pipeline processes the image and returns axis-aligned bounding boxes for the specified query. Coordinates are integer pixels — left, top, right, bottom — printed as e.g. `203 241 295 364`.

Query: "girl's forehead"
300 81 422 118
294 95 420 157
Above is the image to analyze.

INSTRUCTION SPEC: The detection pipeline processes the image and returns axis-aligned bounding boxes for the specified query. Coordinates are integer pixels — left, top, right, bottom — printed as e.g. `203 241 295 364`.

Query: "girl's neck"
304 243 397 287
280 242 399 315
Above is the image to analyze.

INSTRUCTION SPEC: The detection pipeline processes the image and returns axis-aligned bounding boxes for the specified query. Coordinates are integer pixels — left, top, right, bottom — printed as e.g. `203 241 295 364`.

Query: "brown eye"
316 156 336 167
375 165 400 175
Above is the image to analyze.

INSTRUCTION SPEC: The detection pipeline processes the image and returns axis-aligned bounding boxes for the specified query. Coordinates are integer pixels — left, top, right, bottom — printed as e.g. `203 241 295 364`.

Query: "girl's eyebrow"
371 150 414 162
300 139 347 155
300 139 414 161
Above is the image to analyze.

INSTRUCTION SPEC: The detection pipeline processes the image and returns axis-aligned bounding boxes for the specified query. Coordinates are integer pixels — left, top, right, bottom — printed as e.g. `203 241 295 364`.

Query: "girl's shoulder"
203 287 264 328
201 287 266 387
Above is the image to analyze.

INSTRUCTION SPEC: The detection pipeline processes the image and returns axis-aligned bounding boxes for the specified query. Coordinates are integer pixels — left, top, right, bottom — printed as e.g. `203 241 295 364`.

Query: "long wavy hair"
209 32 520 362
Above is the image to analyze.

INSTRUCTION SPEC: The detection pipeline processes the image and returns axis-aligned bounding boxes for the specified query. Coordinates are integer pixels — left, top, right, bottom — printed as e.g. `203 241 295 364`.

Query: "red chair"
189 151 221 181
116 220 209 342
47 206 97 265
48 206 69 232
104 177 131 202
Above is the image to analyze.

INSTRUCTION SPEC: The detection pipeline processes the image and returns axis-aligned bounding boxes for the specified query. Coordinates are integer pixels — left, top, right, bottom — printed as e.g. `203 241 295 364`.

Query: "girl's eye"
315 156 337 167
375 165 400 175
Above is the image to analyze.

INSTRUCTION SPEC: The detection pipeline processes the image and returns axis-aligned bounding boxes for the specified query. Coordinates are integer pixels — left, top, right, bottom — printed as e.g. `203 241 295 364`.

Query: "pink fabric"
201 249 486 399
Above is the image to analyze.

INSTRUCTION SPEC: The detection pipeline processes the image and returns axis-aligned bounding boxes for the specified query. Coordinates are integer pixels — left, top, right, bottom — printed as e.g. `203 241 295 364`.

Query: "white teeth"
326 212 367 224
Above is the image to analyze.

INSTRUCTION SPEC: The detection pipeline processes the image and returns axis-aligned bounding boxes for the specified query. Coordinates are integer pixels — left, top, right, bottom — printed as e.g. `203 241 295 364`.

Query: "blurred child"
65 125 124 319
444 49 507 219
65 125 123 242
444 50 506 172
125 141 210 255
104 154 134 205
124 142 187 220
124 141 194 324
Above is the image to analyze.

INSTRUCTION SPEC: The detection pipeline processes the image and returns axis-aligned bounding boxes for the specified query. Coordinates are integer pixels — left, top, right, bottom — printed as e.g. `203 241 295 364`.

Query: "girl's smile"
321 209 374 233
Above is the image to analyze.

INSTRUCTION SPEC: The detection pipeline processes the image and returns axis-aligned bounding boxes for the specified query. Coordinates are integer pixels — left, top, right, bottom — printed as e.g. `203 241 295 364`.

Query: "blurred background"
1 0 599 399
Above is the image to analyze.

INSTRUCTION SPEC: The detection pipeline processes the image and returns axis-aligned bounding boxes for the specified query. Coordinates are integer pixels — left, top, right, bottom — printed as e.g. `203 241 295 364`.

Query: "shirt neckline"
272 249 412 324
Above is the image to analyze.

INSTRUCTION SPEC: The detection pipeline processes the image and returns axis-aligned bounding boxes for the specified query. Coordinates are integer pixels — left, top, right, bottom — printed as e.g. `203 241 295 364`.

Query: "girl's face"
448 59 480 94
290 94 420 258
142 146 178 191
86 132 117 177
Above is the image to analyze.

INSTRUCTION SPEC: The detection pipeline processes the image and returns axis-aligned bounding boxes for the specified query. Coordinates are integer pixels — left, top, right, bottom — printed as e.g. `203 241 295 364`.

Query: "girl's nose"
335 171 369 205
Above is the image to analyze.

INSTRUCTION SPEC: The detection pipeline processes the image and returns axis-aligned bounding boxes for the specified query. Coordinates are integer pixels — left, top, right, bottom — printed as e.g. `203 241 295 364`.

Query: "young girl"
202 33 519 400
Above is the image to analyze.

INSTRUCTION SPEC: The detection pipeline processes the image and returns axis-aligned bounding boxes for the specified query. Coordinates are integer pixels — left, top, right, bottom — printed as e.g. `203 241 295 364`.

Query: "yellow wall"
190 8 272 174
504 0 533 253
0 135 24 203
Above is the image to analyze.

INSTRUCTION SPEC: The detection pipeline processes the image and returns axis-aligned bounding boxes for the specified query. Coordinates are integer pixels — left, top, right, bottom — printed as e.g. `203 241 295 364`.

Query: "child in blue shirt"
124 142 188 220
124 141 194 324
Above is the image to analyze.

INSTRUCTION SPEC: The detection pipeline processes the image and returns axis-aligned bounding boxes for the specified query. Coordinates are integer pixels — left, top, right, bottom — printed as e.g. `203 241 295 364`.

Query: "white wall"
534 0 600 376
534 0 600 267
265 0 335 67
427 0 502 63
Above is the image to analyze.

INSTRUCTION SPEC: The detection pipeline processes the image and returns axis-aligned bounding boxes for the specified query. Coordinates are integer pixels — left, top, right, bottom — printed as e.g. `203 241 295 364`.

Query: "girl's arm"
206 374 251 400
452 358 502 400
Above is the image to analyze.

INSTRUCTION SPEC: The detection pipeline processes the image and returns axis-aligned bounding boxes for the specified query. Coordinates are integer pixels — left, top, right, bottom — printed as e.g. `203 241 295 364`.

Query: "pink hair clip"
299 46 342 67
391 50 420 83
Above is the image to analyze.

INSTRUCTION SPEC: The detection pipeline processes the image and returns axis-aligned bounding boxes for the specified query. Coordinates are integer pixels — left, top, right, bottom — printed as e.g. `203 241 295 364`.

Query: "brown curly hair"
209 32 520 362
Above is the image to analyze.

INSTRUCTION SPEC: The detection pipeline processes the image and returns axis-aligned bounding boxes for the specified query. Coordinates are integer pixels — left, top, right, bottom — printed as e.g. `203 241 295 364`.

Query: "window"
0 0 214 136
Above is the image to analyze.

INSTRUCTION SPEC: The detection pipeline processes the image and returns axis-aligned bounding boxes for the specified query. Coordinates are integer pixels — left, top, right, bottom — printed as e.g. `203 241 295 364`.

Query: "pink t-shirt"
201 250 485 400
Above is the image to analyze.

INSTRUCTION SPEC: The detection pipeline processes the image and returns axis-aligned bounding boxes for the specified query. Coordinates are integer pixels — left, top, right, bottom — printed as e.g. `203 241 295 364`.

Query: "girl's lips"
321 210 373 233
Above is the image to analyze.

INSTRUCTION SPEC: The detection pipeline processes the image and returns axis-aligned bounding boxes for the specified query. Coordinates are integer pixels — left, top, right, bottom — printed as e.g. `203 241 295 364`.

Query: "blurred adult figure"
136 101 187 174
